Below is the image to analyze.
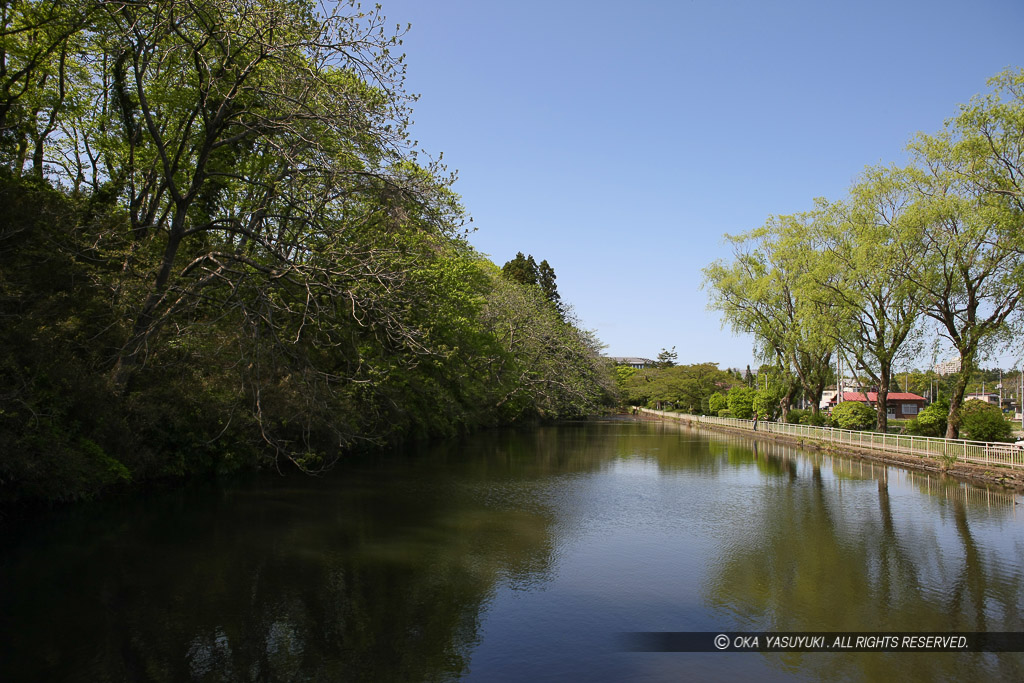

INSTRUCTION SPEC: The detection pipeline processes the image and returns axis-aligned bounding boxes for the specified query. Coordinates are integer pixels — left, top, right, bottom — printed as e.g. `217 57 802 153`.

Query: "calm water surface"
2 419 1023 681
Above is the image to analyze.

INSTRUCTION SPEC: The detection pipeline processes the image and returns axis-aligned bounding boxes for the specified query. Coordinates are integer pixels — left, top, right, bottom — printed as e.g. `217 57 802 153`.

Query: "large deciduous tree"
703 212 837 421
896 71 1024 438
0 1 615 499
809 169 923 432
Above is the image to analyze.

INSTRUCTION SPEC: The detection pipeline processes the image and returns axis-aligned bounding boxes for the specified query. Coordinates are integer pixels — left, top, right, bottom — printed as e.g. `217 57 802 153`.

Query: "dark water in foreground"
2 419 1023 682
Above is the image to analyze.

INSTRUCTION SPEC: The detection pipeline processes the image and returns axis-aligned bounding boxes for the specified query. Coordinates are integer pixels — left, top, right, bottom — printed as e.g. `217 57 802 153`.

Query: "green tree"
501 252 540 287
0 0 98 176
909 397 949 437
809 170 924 433
708 392 728 415
0 1 616 502
501 252 562 310
480 270 612 420
619 362 733 413
614 365 637 391
727 386 756 420
537 259 561 308
753 385 784 420
656 346 678 368
704 213 836 421
897 69 1024 438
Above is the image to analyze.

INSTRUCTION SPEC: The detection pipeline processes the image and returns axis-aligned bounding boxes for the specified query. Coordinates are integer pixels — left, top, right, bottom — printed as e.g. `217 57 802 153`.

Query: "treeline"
0 1 613 504
616 362 732 414
619 362 1016 442
703 68 1024 439
617 362 800 421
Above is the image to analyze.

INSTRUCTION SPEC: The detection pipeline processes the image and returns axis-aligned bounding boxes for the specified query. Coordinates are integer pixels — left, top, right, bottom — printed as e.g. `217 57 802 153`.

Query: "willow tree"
703 210 837 420
896 69 1024 438
808 169 923 432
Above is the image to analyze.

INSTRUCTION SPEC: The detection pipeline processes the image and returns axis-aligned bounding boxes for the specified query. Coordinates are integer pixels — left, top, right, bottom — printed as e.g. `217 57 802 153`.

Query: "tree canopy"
0 0 613 504
704 67 1024 438
501 252 562 310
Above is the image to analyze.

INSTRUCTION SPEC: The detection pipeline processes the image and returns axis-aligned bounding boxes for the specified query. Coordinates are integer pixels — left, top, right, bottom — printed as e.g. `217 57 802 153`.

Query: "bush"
786 408 807 424
800 411 827 426
718 409 732 418
830 401 877 430
911 397 948 437
959 399 1014 442
727 386 756 420
708 392 727 415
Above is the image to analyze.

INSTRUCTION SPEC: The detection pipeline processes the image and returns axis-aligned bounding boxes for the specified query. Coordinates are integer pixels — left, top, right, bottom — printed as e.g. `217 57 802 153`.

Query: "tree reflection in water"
1 421 1022 681
704 439 1023 681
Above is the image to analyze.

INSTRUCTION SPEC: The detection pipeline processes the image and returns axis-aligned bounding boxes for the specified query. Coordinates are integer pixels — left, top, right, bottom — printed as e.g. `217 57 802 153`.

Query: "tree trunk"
111 222 184 390
876 368 890 433
945 350 975 439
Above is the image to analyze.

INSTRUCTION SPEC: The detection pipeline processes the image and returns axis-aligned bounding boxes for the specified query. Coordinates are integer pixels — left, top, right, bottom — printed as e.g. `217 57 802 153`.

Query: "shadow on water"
1 420 1022 681
0 434 566 682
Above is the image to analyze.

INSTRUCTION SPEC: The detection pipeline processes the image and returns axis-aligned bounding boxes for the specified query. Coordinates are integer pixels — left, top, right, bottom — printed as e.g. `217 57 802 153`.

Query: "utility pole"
837 353 842 404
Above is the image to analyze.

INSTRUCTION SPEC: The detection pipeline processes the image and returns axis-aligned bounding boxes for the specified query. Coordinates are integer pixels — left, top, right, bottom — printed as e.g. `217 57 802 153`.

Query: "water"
2 418 1022 681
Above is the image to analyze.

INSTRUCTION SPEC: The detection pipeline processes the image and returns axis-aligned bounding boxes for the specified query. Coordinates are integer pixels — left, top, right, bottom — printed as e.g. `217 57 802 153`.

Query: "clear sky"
376 0 1024 370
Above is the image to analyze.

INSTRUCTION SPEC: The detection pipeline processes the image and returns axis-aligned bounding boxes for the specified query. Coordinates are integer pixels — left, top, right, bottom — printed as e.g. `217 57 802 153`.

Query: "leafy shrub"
752 389 780 420
909 397 948 437
959 399 1014 442
708 392 728 415
786 409 807 424
727 386 756 420
718 409 732 418
830 401 876 430
800 411 827 426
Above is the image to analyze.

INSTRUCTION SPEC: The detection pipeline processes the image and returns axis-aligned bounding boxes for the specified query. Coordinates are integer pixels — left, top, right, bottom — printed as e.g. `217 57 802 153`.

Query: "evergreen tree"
656 346 678 368
537 260 561 308
501 253 562 309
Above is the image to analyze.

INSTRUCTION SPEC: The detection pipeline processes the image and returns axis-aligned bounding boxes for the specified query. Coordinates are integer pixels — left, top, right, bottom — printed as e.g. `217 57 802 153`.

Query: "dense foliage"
618 362 737 413
500 252 561 310
0 0 612 504
727 386 756 420
829 401 877 431
906 397 950 437
957 400 1014 442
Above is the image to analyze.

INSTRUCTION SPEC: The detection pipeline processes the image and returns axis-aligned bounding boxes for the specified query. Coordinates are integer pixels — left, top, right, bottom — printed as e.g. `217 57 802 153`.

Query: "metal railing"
640 409 1024 470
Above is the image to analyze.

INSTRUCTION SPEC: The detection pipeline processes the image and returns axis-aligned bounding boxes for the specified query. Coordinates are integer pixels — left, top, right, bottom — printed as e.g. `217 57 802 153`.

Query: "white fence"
640 409 1024 471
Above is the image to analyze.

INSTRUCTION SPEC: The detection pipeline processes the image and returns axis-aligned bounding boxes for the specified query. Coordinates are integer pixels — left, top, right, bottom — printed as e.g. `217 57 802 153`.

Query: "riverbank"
639 409 1024 494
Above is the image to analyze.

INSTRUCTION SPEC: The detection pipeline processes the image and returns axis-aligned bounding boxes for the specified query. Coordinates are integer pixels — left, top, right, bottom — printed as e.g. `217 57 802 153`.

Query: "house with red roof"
827 391 927 420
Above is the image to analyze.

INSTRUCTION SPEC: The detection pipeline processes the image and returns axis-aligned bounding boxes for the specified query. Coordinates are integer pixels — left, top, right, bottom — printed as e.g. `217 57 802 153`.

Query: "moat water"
2 418 1022 681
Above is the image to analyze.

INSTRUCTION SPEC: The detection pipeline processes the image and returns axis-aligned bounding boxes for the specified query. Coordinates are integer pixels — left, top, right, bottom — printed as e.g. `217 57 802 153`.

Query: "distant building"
819 382 862 411
827 392 927 420
609 356 656 370
934 358 961 375
964 393 1000 405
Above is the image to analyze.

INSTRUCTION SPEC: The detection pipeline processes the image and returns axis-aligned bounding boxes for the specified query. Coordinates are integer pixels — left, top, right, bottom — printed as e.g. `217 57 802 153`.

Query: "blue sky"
378 0 1024 370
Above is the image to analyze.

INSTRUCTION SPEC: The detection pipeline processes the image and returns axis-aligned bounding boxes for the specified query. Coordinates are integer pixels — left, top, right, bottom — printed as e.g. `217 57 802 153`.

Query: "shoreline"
638 410 1024 494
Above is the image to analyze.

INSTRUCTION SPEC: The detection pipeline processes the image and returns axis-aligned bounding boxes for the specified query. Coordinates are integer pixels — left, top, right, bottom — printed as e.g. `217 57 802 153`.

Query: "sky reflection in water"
1 419 1022 681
